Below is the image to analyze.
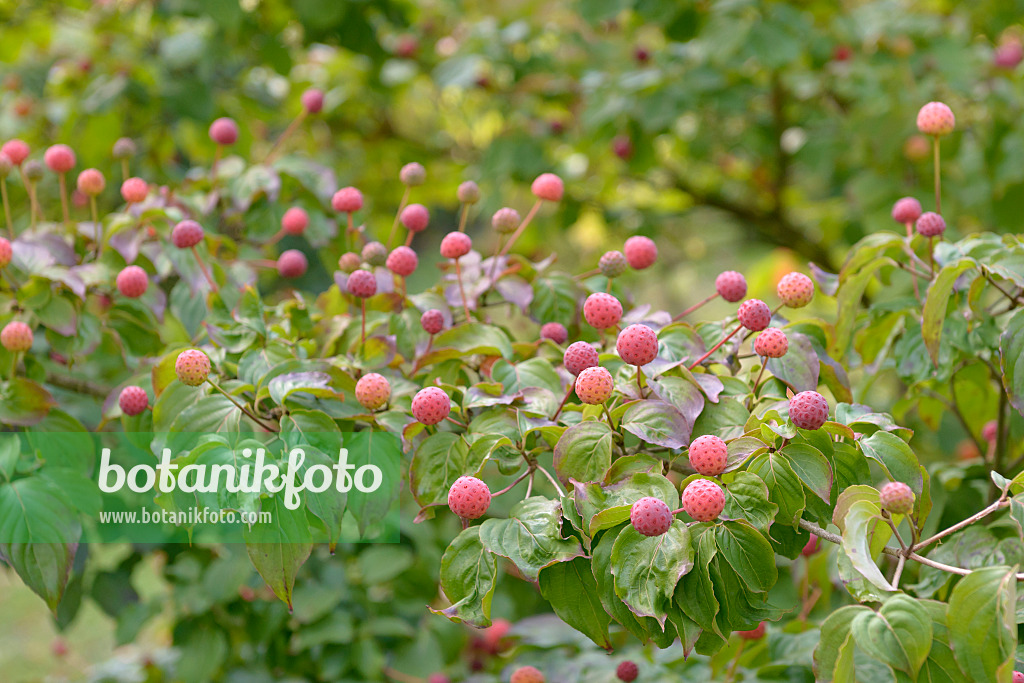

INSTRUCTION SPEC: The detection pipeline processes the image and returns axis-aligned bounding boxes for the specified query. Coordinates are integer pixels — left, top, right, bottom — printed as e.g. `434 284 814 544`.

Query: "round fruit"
916 212 946 238
630 497 673 536
583 293 623 330
277 250 308 278
332 187 363 213
209 117 239 145
1 321 32 352
540 322 568 344
457 180 480 204
688 434 728 476
616 324 658 366
492 207 520 233
347 269 377 298
995 41 1024 69
802 536 820 557
355 373 391 410
891 197 923 224
447 475 491 519
1 139 29 165
400 203 430 232
777 272 814 308
421 309 445 335
44 144 75 173
916 102 955 136
616 661 639 682
574 366 614 404
599 250 627 278
338 252 361 273
171 220 204 249
1012 671 1024 683
386 246 418 277
737 622 766 640
118 386 149 416
681 479 725 522
510 665 545 683
623 235 657 270
531 173 564 202
982 419 998 443
76 169 105 196
737 299 771 331
301 88 324 114
715 270 748 302
399 162 426 186
440 231 472 259
120 177 148 203
175 349 211 386
112 137 136 159
116 266 149 298
789 390 829 430
428 674 450 683
361 241 388 267
879 481 915 515
281 207 308 235
563 341 599 376
0 237 11 268
412 386 451 425
754 328 789 358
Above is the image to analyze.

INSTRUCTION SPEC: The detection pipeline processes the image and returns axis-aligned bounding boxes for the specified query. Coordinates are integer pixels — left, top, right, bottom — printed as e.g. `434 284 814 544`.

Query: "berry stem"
90 196 102 259
498 199 542 257
445 416 468 429
929 236 934 275
26 177 40 228
205 378 279 431
636 365 646 398
688 324 743 370
457 203 468 232
360 298 367 347
552 383 574 422
932 134 941 214
492 469 532 498
486 235 506 285
264 111 307 165
404 230 414 247
536 464 566 497
387 187 410 249
751 358 768 398
58 173 70 229
454 258 471 322
903 220 913 240
672 292 719 321
191 245 219 292
212 145 222 178
724 641 747 683
2 178 13 239
602 403 617 435
346 213 354 251
121 159 129 184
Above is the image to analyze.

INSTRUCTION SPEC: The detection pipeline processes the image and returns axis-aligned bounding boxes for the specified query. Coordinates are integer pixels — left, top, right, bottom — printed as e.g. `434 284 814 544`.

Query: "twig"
672 292 718 321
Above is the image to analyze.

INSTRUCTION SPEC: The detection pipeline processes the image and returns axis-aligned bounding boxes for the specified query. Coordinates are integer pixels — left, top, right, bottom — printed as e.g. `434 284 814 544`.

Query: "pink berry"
0 321 32 352
715 270 748 302
347 269 377 298
171 220 204 249
681 479 725 522
995 41 1024 69
688 435 728 476
777 272 814 308
879 481 915 515
510 665 545 683
175 349 211 386
400 204 430 232
583 292 622 330
623 235 657 270
209 117 239 145
491 207 520 233
531 173 564 202
362 241 388 267
457 180 480 204
338 252 361 273
630 497 673 536
332 186 363 213
801 536 820 557
386 246 418 277
916 212 946 238
44 144 75 173
754 328 789 358
1 139 29 165
737 623 766 640
281 207 308 235
612 135 634 160
412 386 451 425
112 137 136 160
355 373 391 410
916 102 955 136
616 324 658 366
599 250 627 279
0 237 11 268
574 366 614 404
1013 672 1024 683
563 341 599 376
118 386 149 416
277 250 308 278
738 299 771 331
116 265 149 298
76 169 105 196
616 661 638 682
400 162 426 186
421 309 444 335
891 197 923 224
120 177 148 203
428 675 450 683
0 153 11 176
301 88 324 114
440 231 472 259
540 322 568 345
789 390 829 431
448 475 491 519
982 419 998 443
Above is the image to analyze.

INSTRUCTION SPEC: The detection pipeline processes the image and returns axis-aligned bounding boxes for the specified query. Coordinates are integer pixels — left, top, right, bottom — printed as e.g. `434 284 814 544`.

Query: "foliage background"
3 0 1024 680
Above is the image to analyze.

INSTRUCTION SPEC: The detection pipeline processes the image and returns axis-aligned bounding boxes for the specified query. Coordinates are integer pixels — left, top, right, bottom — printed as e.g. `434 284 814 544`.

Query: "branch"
45 372 111 398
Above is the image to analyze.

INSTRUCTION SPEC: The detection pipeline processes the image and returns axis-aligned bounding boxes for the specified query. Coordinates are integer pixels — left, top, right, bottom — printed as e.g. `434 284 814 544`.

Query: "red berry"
386 246 418 277
995 41 1024 69
362 241 388 266
754 328 789 358
982 419 998 443
623 235 657 270
480 619 511 654
277 250 308 278
118 385 149 416
355 373 391 410
400 204 430 232
1 139 29 165
916 102 955 136
575 366 614 404
634 46 650 63
891 197 922 224
301 88 324 114
281 207 308 235
400 162 426 186
540 322 568 344
116 265 149 298
616 324 658 366
440 231 472 259
599 250 627 279
457 180 480 204
44 144 75 173
531 173 564 202
715 270 748 302
510 665 545 683
0 237 11 268
209 117 239 145
801 536 820 557
916 212 945 238
428 675 450 683
833 44 853 61
879 481 915 515
175 349 211 386
789 390 829 431
612 135 633 160
1013 672 1024 683
76 169 105 196
347 269 377 298
737 299 771 331
447 475 491 519
421 309 445 335
412 386 451 425
563 341 599 376
332 186 363 213
491 207 520 233
171 220 204 249
583 293 622 330
688 435 728 476
681 479 725 522
0 321 32 352
737 622 766 640
616 661 639 682
120 177 148 203
777 272 814 308
630 496 672 536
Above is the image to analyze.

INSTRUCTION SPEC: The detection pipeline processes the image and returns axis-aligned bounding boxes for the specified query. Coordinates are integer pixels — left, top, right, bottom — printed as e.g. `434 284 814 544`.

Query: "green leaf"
410 432 478 507
591 526 656 644
722 471 777 533
714 520 778 593
479 497 583 581
766 331 820 393
850 594 931 677
620 399 691 449
839 499 894 593
0 378 55 426
814 605 872 682
538 556 612 650
946 566 1017 683
916 599 967 683
553 420 613 485
859 431 923 496
431 526 497 628
922 259 975 367
1001 309 1024 418
422 323 514 363
780 443 833 503
747 451 806 526
833 257 888 357
243 494 313 610
676 529 721 636
610 521 693 626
